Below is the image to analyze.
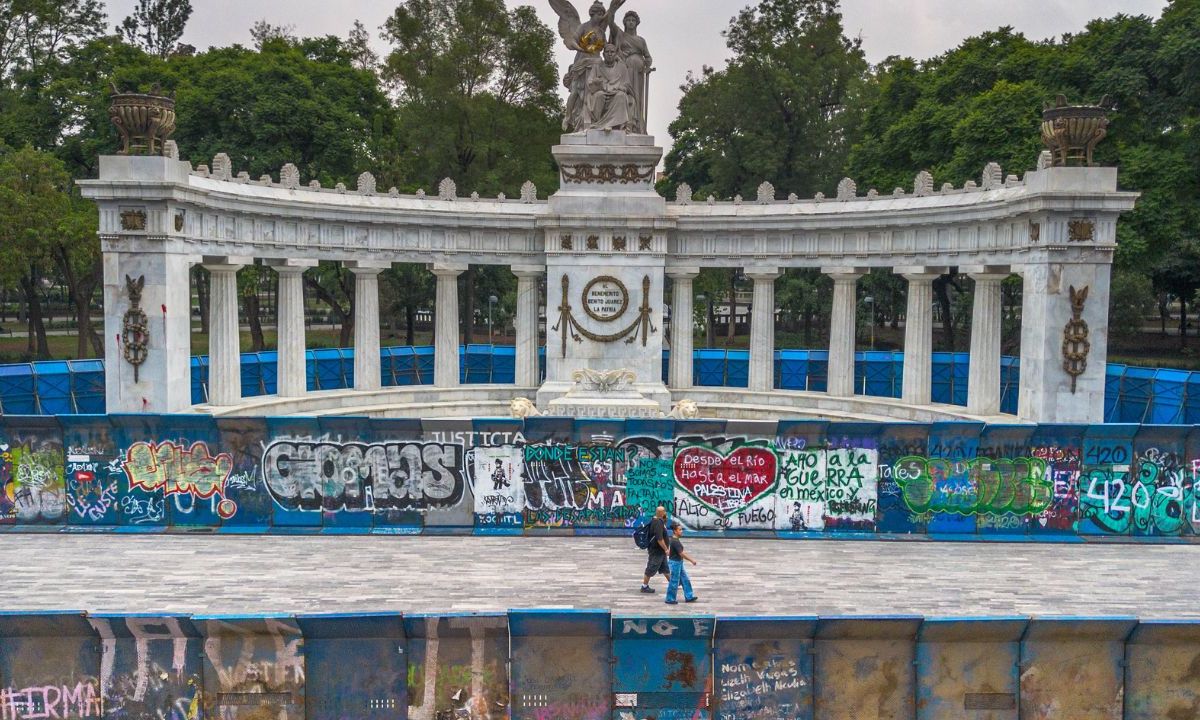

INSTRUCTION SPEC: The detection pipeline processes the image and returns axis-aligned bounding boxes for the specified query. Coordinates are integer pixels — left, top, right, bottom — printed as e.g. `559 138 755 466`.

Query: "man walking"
640 506 670 593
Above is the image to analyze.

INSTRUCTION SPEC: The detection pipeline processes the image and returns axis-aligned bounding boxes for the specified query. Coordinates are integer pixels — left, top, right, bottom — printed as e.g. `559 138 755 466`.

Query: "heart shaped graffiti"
674 445 777 516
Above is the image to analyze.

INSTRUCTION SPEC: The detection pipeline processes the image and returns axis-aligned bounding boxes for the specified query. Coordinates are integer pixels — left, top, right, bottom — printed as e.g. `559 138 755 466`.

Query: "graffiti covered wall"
3 416 1199 539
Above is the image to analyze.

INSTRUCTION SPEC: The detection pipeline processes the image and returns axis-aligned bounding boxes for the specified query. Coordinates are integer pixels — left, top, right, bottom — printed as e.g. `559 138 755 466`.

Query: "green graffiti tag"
892 456 1053 516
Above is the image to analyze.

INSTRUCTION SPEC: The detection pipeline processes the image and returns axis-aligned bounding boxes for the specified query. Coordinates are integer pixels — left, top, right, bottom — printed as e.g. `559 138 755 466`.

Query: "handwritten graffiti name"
124 441 237 519
0 682 101 720
262 440 465 512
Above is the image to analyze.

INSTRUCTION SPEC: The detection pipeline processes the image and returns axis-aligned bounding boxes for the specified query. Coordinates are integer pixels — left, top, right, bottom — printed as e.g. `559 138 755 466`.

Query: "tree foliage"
118 0 191 59
662 0 868 200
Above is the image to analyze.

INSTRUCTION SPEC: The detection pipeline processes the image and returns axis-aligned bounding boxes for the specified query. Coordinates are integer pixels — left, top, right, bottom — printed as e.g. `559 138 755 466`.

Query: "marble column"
747 268 782 392
967 269 1009 416
271 260 317 397
825 270 863 397
513 265 544 387
204 260 245 406
668 268 700 390
349 263 389 391
433 264 467 388
897 268 944 406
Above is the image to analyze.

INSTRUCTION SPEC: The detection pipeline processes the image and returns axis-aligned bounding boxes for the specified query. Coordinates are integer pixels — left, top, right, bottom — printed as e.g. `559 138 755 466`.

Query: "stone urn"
1041 96 1111 167
109 87 177 156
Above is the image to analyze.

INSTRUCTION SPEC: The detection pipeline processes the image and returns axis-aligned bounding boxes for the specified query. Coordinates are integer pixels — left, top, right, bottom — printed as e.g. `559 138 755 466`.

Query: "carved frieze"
561 163 655 184
120 209 147 231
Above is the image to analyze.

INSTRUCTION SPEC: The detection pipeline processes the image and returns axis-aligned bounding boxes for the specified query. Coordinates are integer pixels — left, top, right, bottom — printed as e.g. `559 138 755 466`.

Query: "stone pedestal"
537 130 672 412
103 247 194 413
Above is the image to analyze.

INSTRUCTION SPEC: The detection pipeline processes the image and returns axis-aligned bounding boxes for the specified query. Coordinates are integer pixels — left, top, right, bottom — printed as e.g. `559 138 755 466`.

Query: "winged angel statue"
549 0 651 134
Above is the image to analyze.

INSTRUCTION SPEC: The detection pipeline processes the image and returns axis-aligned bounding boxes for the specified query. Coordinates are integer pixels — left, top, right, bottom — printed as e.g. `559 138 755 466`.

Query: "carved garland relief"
561 163 655 184
554 275 656 355
121 274 149 383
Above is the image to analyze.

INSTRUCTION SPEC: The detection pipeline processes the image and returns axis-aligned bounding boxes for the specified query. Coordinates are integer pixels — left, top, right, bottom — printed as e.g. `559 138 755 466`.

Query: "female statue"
609 10 652 133
549 0 628 132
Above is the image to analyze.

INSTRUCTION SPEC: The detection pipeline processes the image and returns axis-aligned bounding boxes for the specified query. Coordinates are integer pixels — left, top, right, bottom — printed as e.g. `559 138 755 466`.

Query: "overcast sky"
103 0 1167 148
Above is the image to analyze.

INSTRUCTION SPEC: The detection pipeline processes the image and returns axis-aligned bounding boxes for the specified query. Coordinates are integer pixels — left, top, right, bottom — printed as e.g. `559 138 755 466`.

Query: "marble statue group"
550 0 653 133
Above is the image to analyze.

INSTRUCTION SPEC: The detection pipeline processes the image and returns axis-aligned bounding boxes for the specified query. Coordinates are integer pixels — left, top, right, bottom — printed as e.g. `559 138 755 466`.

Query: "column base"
536 380 672 418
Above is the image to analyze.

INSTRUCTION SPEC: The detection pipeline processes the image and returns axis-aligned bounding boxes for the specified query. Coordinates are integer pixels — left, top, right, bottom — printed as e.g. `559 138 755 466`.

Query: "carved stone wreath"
561 163 655 185
582 276 629 322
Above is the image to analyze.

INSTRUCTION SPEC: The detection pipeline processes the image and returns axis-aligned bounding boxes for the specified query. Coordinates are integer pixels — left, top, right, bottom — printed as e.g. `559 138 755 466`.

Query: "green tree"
662 0 869 200
380 0 562 196
0 146 75 358
118 0 192 59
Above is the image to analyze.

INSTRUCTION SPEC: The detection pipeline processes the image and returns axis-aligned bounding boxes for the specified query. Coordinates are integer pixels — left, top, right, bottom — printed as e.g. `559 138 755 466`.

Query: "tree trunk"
19 270 50 360
726 273 738 345
304 272 354 348
462 267 476 345
933 275 956 352
804 309 812 346
1159 293 1169 336
405 303 416 346
706 300 715 348
245 292 265 352
195 267 210 335
1180 297 1189 351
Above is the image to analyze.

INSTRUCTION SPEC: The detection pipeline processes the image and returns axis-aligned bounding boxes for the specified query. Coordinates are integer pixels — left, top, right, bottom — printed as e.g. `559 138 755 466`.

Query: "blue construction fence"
3 414 1200 540
0 610 1193 719
0 346 1195 423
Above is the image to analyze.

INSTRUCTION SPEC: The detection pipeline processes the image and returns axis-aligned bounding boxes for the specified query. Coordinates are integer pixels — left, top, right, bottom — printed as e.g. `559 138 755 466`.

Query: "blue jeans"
666 559 695 603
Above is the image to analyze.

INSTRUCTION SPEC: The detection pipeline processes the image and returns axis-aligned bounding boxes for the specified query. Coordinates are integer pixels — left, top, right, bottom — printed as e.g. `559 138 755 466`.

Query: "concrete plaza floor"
1 534 1194 617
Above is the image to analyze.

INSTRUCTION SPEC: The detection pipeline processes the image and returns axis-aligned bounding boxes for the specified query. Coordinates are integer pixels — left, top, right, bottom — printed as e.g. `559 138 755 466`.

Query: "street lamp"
487 295 498 344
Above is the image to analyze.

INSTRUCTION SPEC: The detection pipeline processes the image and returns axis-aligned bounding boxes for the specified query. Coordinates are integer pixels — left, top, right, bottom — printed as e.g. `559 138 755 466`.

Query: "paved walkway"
1 535 1195 618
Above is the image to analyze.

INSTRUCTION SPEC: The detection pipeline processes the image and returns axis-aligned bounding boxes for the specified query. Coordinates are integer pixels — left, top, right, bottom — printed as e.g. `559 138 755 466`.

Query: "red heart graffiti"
674 446 778 516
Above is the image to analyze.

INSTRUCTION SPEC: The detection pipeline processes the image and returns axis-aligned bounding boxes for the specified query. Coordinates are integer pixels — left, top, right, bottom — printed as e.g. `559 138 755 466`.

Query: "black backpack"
633 522 652 549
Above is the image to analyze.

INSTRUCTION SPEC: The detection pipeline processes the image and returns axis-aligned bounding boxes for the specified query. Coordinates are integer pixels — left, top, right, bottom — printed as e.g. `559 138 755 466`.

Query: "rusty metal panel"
1019 617 1136 720
297 613 406 720
0 612 100 720
814 616 920 720
196 615 305 720
403 613 508 720
87 614 203 720
611 614 714 719
713 616 816 720
916 618 1025 720
1125 620 1200 719
509 609 610 720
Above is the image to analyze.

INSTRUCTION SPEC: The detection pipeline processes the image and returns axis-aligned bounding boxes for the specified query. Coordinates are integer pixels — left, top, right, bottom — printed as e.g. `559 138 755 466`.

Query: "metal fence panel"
612 614 714 718
916 618 1025 720
1019 618 1135 720
713 617 815 720
509 609 611 720
813 617 920 720
297 613 407 720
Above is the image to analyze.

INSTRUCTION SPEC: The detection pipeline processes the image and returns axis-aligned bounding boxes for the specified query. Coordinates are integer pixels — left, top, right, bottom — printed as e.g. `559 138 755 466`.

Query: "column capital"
667 266 701 280
822 267 866 281
512 264 546 278
345 259 392 273
431 262 468 277
961 264 1012 281
201 255 252 272
266 259 318 274
894 265 948 278
901 272 942 283
744 267 782 281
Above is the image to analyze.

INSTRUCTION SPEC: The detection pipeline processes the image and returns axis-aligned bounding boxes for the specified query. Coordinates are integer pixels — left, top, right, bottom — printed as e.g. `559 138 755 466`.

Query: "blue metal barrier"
0 612 1195 719
7 348 1200 423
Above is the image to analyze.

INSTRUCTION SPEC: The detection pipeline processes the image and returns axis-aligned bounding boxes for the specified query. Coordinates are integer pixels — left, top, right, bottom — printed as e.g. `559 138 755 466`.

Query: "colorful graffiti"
124 441 238 519
5 417 1200 538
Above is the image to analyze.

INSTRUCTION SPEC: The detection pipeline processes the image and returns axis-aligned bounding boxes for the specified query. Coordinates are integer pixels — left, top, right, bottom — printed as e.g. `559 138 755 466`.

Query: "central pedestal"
536 130 672 414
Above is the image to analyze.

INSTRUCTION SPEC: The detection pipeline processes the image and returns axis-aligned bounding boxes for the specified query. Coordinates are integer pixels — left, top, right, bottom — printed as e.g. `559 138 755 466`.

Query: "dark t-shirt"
669 537 684 561
648 517 668 554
